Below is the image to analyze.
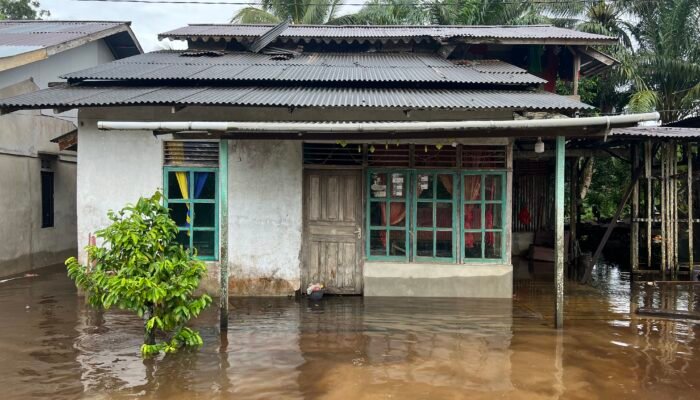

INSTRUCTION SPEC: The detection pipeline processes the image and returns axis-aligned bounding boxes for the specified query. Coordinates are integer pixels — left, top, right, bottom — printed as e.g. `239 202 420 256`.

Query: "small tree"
67 192 212 356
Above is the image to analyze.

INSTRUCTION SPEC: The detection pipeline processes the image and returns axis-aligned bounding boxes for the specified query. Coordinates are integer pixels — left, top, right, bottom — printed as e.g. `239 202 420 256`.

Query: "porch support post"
555 135 566 329
219 140 229 330
631 143 640 273
688 144 694 278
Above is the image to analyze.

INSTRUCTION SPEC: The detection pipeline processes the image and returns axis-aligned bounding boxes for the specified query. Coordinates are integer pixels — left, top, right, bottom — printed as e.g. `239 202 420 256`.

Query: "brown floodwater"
1 263 700 400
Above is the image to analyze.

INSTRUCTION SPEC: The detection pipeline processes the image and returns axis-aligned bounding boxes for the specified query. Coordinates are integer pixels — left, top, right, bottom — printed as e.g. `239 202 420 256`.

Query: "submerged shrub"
66 191 212 356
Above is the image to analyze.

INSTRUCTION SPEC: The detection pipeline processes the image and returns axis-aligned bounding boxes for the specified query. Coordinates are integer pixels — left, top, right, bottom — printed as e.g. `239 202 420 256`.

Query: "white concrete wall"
228 140 303 296
75 119 163 265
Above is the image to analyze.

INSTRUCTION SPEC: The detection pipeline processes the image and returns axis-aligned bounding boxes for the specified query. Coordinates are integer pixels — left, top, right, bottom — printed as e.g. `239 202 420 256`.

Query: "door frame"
302 167 365 295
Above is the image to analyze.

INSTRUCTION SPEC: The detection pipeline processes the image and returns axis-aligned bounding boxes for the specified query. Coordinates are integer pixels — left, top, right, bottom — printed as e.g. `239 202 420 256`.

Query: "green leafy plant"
66 192 212 356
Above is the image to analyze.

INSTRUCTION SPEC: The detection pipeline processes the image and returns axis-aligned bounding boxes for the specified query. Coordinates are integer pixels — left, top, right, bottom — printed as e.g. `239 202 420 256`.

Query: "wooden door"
303 169 363 294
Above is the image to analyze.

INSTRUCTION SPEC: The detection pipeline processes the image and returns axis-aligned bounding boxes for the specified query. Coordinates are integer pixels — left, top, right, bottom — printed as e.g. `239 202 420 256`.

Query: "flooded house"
0 23 660 311
0 20 141 278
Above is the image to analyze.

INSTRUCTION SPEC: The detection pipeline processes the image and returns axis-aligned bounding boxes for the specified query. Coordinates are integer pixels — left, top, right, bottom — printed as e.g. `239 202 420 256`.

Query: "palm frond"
231 7 281 23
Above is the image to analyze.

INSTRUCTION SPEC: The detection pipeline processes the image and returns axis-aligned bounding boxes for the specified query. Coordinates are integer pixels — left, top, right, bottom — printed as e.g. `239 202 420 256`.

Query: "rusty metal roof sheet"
610 126 700 138
62 51 544 85
159 24 616 45
0 84 592 110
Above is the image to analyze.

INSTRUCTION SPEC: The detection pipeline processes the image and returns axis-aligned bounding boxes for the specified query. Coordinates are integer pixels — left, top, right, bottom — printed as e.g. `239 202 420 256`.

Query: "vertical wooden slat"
661 144 667 277
327 176 339 221
688 144 694 277
309 175 320 221
646 141 652 270
631 143 640 273
346 175 356 223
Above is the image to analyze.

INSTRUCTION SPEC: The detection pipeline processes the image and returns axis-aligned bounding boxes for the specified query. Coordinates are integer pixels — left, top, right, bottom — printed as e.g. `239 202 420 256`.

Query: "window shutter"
163 141 219 167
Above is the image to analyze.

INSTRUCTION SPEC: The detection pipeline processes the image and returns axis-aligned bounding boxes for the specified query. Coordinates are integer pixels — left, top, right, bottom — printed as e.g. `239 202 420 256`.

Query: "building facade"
0 23 654 297
0 21 141 278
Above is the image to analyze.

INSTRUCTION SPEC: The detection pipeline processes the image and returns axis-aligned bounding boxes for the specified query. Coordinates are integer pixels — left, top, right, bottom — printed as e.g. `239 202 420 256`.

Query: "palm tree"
328 0 429 25
622 0 700 122
231 0 344 24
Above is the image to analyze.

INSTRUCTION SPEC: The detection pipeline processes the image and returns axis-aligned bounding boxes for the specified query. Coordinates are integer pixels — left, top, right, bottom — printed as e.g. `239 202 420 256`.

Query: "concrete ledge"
364 262 513 298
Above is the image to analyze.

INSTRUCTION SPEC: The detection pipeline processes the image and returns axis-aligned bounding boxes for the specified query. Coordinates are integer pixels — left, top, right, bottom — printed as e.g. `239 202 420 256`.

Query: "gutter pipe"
97 112 660 134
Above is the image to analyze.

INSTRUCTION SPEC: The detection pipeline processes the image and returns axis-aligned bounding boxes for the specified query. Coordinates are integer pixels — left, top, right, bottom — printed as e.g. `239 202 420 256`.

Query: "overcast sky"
42 0 361 51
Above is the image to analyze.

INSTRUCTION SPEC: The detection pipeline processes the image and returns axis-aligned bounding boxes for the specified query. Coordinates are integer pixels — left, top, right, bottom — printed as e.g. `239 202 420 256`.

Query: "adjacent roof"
0 20 142 71
610 126 700 139
160 24 617 46
0 85 593 111
62 51 545 85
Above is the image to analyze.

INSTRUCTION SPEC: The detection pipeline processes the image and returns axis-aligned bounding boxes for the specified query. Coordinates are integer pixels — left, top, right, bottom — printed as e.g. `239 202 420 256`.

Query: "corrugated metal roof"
0 84 593 110
159 24 616 44
0 21 125 49
610 126 700 138
62 51 544 85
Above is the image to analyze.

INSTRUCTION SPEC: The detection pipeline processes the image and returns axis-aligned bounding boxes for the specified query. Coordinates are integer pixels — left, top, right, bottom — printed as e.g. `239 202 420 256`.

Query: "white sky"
42 0 362 51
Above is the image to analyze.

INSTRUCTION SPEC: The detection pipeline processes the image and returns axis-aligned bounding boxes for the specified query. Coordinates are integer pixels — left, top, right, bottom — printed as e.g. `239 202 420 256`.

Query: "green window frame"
413 171 457 263
163 167 219 261
366 170 410 261
366 169 506 263
461 172 507 262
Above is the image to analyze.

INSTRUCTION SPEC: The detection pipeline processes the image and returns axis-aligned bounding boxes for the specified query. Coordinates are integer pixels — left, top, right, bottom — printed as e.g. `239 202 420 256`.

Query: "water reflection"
1 264 700 399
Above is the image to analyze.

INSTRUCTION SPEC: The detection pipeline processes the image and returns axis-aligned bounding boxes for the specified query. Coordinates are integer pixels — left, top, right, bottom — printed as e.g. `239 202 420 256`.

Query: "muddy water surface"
1 264 699 399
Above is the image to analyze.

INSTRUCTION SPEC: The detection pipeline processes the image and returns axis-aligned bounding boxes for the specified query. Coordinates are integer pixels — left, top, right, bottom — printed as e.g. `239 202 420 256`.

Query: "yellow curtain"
175 171 191 226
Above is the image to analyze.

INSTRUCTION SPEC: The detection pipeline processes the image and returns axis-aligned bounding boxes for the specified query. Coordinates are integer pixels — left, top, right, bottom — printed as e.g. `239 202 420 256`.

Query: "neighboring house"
0 23 658 298
0 21 141 278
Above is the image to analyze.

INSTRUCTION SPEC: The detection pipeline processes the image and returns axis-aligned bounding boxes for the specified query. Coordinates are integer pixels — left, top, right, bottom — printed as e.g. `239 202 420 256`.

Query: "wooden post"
645 141 652 270
688 144 694 278
661 144 667 278
631 143 640 273
572 53 581 96
219 140 229 330
569 158 579 276
555 136 566 329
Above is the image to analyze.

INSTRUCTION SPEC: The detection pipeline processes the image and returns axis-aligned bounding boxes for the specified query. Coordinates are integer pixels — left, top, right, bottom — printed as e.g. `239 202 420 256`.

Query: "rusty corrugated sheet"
513 161 553 232
62 51 544 85
0 85 594 110
159 24 616 44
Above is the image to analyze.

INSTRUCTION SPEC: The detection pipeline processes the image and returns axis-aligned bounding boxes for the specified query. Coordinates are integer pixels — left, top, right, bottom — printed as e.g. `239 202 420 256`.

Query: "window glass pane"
464 204 481 230
370 230 386 256
194 203 215 228
370 202 385 227
485 204 502 230
417 203 433 227
485 175 502 201
436 231 453 258
370 173 388 198
417 174 433 199
168 171 188 199
416 230 433 257
193 231 215 257
436 175 453 200
485 232 502 259
194 172 215 199
464 232 482 258
464 175 481 201
436 203 452 228
391 173 406 198
389 202 406 227
389 230 406 256
176 230 190 249
169 203 190 227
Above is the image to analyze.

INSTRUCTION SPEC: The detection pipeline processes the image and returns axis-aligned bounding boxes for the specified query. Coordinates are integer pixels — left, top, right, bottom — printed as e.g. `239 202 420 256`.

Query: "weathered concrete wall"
228 140 303 296
0 112 77 277
364 263 513 298
75 119 163 264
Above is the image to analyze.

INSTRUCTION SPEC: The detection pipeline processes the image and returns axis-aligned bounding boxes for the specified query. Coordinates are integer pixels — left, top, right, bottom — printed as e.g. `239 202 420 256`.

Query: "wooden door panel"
303 169 363 294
